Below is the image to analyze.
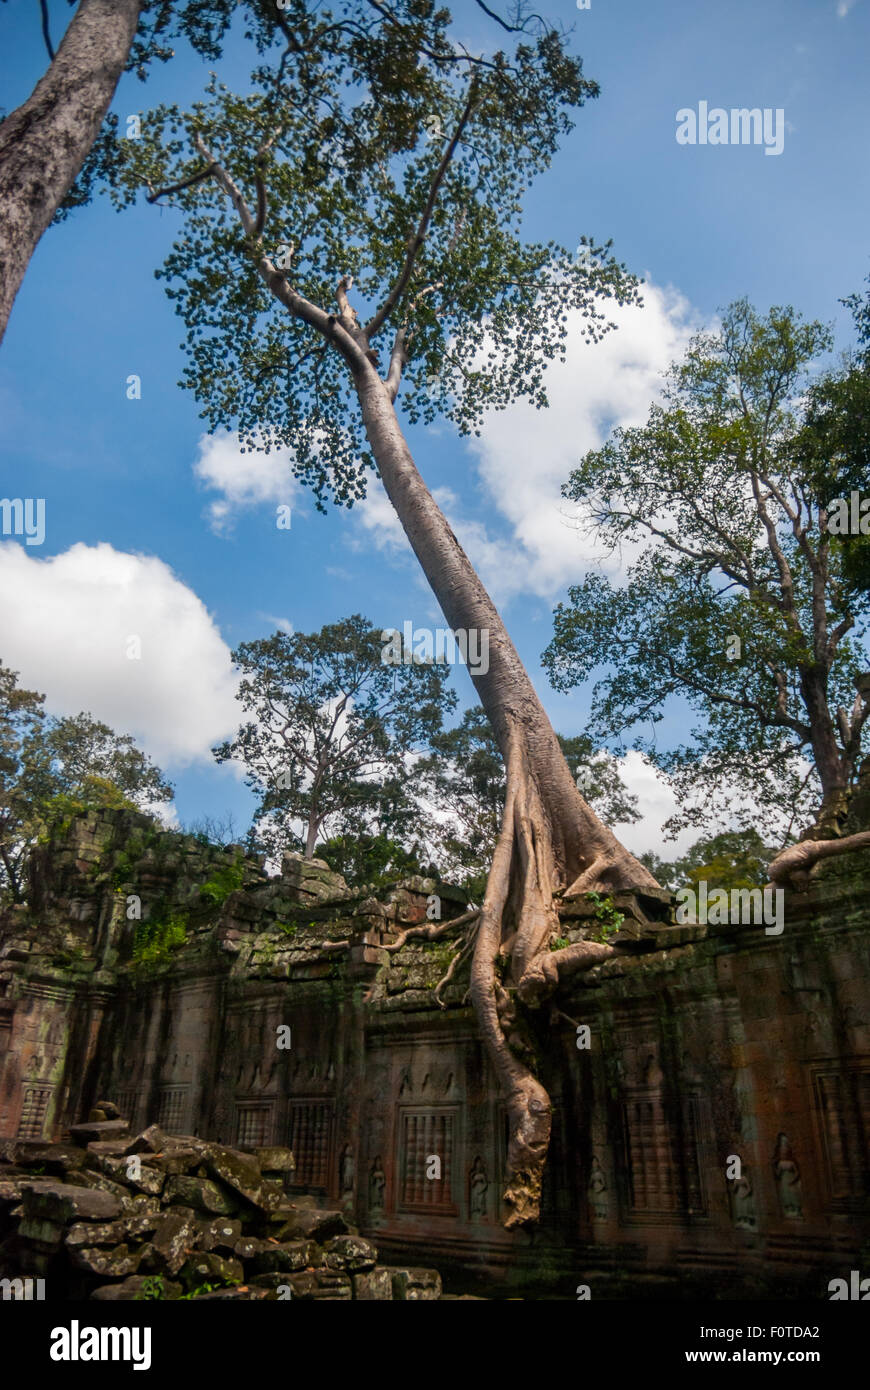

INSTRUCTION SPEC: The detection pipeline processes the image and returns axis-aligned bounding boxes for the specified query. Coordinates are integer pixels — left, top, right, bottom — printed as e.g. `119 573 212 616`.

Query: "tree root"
382 907 478 954
768 830 870 889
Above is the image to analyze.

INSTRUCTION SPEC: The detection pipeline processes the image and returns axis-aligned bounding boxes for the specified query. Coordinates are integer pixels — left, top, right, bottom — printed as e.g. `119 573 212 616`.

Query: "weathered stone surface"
68 1119 129 1144
144 1209 199 1276
285 1268 352 1300
164 1175 237 1215
20 1182 122 1223
252 1146 296 1174
247 1239 317 1273
274 1208 348 1243
324 1234 377 1272
69 1243 141 1277
197 1217 242 1252
389 1267 442 1300
65 1220 127 1248
353 1267 393 1300
179 1251 244 1288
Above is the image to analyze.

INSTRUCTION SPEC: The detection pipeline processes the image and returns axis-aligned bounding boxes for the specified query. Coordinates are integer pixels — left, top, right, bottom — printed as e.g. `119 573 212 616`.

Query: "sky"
1 0 869 858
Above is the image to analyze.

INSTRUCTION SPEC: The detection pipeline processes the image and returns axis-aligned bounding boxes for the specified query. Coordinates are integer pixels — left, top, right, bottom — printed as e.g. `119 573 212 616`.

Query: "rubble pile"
0 1103 442 1301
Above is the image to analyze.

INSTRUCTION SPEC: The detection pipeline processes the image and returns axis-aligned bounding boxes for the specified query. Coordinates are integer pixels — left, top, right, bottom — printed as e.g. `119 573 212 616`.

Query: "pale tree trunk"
0 0 142 344
352 358 666 1224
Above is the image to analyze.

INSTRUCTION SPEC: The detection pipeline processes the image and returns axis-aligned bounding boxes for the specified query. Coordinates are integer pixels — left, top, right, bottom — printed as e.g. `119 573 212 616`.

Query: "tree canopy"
544 297 870 845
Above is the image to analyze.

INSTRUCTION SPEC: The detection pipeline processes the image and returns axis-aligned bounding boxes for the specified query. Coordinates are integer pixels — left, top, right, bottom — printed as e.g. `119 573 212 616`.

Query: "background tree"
0 662 173 903
213 616 455 864
107 0 663 1226
545 299 870 880
421 705 639 900
639 828 772 896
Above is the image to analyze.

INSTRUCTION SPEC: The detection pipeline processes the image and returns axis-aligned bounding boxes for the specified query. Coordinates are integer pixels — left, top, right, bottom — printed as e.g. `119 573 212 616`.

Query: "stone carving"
728 1161 757 1230
469 1156 488 1219
773 1133 803 1219
369 1156 386 1214
340 1143 355 1197
587 1154 608 1221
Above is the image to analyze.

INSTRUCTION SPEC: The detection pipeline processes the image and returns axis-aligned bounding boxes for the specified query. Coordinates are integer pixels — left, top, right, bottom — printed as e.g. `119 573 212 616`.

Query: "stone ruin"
1 804 869 1298
0 1104 444 1300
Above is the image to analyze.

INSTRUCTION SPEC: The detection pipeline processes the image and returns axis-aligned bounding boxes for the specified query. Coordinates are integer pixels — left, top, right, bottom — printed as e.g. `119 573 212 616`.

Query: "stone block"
388 1266 442 1300
353 1267 393 1300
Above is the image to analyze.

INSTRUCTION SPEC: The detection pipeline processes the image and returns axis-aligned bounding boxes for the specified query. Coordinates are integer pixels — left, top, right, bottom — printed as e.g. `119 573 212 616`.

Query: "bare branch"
39 0 55 60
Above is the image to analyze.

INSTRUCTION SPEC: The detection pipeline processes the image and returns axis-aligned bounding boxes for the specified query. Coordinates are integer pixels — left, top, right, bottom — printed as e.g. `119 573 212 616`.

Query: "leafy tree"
213 616 456 863
104 0 660 1226
421 706 639 900
318 830 436 889
0 662 173 902
640 828 772 896
545 299 870 876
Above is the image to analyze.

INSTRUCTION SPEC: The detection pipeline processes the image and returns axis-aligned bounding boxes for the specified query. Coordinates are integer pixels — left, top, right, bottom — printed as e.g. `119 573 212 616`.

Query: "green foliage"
545 297 870 838
640 828 773 896
583 891 624 941
213 616 455 866
0 665 173 905
319 831 436 890
550 936 570 951
98 1 637 512
199 859 245 905
132 912 188 967
275 920 297 938
135 1275 169 1302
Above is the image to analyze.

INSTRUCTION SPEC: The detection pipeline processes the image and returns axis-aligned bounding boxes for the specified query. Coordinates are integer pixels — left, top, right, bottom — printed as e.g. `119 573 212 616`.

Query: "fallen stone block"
197 1217 242 1252
142 1209 199 1276
285 1268 352 1300
164 1175 238 1215
69 1243 141 1278
273 1208 348 1243
247 1239 318 1274
65 1220 128 1249
20 1181 123 1224
252 1147 296 1174
324 1234 377 1272
353 1267 393 1300
388 1267 442 1300
179 1251 244 1289
68 1119 130 1145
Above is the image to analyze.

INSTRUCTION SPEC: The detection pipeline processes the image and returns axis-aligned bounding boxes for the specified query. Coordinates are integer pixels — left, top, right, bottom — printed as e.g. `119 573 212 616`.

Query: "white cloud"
193 430 298 534
609 751 698 859
351 281 704 607
0 541 239 766
837 0 859 17
463 281 704 601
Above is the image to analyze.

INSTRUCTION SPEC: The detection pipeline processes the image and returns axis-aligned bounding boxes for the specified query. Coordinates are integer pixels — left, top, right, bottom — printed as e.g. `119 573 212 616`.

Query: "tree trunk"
0 0 142 344
797 663 853 837
353 359 666 1225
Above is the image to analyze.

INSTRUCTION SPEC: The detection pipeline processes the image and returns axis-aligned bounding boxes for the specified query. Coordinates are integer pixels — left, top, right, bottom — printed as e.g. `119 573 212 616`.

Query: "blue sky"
1 0 869 855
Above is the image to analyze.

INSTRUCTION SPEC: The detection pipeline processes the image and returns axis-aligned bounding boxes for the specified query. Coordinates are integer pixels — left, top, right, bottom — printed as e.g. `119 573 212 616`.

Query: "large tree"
106 0 664 1226
213 616 456 862
544 299 870 885
0 661 173 903
421 704 639 899
0 0 292 342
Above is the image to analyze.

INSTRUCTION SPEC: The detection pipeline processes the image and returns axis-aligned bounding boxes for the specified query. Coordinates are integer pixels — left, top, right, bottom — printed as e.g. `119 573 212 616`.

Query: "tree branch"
364 85 477 341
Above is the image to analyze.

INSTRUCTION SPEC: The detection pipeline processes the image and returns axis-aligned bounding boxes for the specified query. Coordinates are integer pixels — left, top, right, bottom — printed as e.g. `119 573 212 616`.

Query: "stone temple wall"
1 808 868 1296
